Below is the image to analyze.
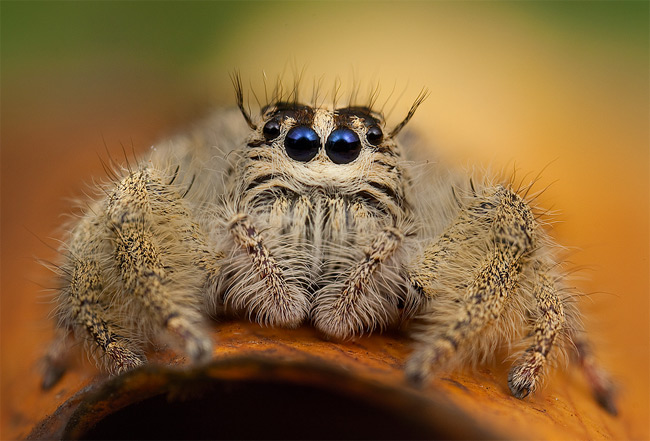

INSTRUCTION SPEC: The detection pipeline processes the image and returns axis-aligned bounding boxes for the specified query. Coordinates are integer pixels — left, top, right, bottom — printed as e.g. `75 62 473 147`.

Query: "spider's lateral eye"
262 120 281 140
366 125 383 145
325 128 361 164
285 126 320 162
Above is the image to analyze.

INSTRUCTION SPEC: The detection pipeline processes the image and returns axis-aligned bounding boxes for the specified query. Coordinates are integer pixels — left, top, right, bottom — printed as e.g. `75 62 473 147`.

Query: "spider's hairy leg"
508 261 565 399
42 326 80 389
573 333 618 415
406 249 521 383
107 168 214 362
42 327 72 389
43 213 145 388
312 227 404 339
227 213 309 327
405 185 534 385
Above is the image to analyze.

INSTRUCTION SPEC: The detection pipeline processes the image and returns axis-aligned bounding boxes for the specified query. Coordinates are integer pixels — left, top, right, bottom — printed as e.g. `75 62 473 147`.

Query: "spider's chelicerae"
43 79 616 414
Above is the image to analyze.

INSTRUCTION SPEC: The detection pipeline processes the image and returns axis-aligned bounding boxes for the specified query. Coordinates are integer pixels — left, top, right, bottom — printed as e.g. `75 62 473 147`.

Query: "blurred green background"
2 1 648 438
2 1 648 174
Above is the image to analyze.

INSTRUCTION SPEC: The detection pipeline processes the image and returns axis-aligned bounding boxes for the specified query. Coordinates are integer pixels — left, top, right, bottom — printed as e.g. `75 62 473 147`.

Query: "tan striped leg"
44 166 217 388
508 261 565 398
406 247 520 383
406 185 534 384
44 214 145 387
313 227 404 339
106 169 212 362
227 213 309 327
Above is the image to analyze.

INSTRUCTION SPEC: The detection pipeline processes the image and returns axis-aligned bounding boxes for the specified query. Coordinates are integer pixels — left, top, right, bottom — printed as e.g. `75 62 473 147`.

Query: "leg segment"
41 327 74 390
406 247 520 384
406 182 618 413
44 213 145 385
45 166 217 385
71 259 145 370
406 184 535 384
106 169 213 361
508 261 565 398
312 227 404 339
573 334 618 415
227 213 309 327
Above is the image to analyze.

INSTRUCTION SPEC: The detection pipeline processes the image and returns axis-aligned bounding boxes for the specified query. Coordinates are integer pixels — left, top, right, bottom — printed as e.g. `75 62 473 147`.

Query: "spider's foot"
41 358 68 390
404 351 432 387
312 305 365 341
582 360 618 415
594 388 618 416
404 340 453 387
166 316 214 363
106 341 146 374
185 333 214 363
507 362 539 399
41 334 73 390
257 292 309 329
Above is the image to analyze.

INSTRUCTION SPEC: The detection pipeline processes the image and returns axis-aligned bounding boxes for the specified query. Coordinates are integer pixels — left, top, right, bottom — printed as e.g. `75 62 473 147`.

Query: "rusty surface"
3 321 629 440
27 353 494 440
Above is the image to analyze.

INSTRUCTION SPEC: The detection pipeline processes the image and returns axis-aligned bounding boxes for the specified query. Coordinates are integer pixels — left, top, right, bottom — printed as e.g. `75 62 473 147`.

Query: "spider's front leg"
404 184 558 390
43 167 220 387
312 227 406 339
221 212 310 327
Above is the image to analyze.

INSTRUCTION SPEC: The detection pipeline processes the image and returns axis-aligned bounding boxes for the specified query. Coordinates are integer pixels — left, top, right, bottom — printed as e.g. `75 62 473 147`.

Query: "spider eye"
284 126 320 162
366 125 383 145
263 119 281 140
325 128 361 164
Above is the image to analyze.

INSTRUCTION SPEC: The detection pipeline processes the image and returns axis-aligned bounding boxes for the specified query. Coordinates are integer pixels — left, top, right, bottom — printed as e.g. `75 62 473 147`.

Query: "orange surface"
3 322 630 440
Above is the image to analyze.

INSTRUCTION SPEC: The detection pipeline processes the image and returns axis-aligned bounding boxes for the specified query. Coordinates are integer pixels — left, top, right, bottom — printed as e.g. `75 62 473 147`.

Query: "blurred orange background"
2 2 647 438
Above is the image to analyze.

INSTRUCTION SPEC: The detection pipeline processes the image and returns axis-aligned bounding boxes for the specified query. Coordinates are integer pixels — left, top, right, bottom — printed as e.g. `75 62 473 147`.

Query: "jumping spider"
43 78 616 414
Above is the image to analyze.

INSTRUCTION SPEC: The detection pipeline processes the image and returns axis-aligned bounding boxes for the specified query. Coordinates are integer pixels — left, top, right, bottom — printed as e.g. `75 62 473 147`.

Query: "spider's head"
232 74 427 167
231 74 425 216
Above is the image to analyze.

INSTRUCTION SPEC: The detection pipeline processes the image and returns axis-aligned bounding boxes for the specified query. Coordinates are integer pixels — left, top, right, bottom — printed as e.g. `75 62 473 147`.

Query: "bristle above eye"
389 89 429 138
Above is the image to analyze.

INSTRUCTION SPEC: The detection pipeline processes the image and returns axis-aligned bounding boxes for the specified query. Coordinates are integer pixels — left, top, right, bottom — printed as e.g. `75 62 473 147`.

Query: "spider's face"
247 103 395 166
237 100 411 217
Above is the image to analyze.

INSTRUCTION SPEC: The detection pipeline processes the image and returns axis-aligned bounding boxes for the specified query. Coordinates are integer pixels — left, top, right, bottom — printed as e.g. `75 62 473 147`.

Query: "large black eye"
366 125 383 145
284 126 320 162
263 119 281 140
325 128 361 164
